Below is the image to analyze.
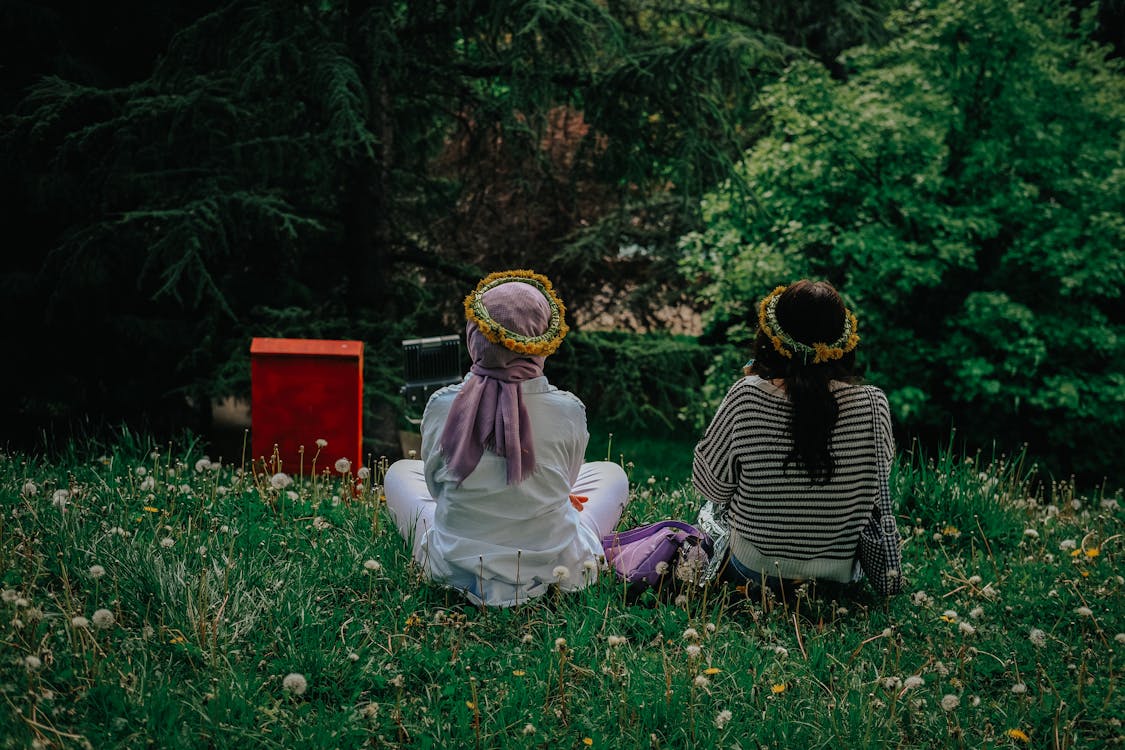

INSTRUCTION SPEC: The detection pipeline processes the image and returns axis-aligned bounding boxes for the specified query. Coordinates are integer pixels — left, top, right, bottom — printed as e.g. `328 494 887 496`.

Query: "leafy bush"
679 0 1125 485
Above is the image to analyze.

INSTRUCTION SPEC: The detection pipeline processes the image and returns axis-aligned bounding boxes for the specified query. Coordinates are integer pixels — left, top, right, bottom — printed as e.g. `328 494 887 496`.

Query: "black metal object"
401 335 463 422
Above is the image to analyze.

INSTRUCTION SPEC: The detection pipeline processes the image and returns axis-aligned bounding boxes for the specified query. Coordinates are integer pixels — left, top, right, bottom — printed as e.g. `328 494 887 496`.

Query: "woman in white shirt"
385 270 629 606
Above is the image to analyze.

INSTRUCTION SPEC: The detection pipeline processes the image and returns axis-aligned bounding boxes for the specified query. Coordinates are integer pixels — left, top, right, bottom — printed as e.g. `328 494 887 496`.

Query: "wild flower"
969 606 984 619
685 645 701 658
2 589 17 603
682 627 700 640
715 709 732 729
773 646 789 657
140 476 155 492
674 594 689 607
88 565 106 579
1029 628 1047 647
968 575 982 585
959 622 976 636
388 674 405 688
1006 729 1030 743
1114 633 1125 644
334 458 351 474
705 623 716 633
282 673 308 695
1011 682 1027 694
24 655 41 671
940 610 958 623
194 458 212 473
1085 547 1100 559
770 683 787 694
606 635 627 647
135 467 147 476
521 633 534 644
693 674 710 688
940 694 960 712
654 561 669 576
883 676 902 690
703 667 722 675
160 538 175 549
552 565 570 581
356 467 370 480
554 637 567 651
582 559 597 573
316 438 328 448
904 676 925 690
21 480 37 497
348 652 359 662
51 489 69 510
286 491 299 502
646 476 656 485
71 616 89 628
270 472 292 490
1023 528 1039 539
911 591 932 607
363 559 382 572
1075 606 1093 617
522 724 536 735
91 609 115 629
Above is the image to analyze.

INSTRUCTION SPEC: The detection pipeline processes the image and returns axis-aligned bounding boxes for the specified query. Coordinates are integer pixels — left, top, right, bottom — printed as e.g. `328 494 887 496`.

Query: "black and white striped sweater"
693 376 903 594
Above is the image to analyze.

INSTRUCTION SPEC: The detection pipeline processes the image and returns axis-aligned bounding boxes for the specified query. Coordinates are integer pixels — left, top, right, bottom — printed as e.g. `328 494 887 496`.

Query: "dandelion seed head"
705 622 716 633
970 695 981 706
1029 628 1047 647
1075 606 1093 617
1011 682 1027 694
21 481 37 498
334 458 351 474
554 637 567 650
904 675 925 689
91 609 114 629
969 607 984 619
968 574 982 585
348 652 359 662
715 709 733 729
693 674 710 688
282 672 307 695
522 724 536 735
654 561 669 575
88 565 106 579
682 628 700 640
552 565 570 581
940 694 960 712
270 472 292 490
388 674 405 688
71 616 89 628
1023 528 1039 539
606 635 627 647
51 489 70 509
363 559 382 572
194 458 212 473
582 559 597 572
685 644 701 658
160 537 175 548
773 646 789 657
357 467 370 480
883 676 902 690
1 589 17 603
674 594 689 607
315 439 328 448
521 633 534 644
24 655 41 671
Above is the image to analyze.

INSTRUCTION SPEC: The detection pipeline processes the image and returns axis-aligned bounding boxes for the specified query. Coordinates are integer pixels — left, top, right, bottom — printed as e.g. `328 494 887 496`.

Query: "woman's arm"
858 390 903 595
691 382 745 507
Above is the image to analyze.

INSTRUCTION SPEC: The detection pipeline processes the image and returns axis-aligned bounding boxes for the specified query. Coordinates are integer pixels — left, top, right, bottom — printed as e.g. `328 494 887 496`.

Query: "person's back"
693 280 903 598
385 270 629 606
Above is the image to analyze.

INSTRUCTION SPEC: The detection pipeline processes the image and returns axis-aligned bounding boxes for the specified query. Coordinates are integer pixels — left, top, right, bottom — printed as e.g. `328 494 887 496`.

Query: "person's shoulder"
539 384 587 414
836 382 890 411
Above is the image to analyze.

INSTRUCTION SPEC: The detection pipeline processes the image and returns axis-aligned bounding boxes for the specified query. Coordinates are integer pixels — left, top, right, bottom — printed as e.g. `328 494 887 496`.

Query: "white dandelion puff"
363 559 382 572
283 673 308 695
160 537 175 549
315 438 328 448
654 561 669 576
23 655 42 671
1075 606 1093 617
1029 628 1047 647
552 565 570 581
88 565 106 579
51 489 70 510
606 635 627 647
903 676 925 690
715 709 733 729
1011 682 1027 694
554 637 567 650
334 458 352 474
693 674 710 688
940 694 960 712
682 628 700 640
91 609 115 629
959 622 976 636
194 458 212 473
21 481 38 498
685 644 701 658
270 472 292 490
71 616 89 628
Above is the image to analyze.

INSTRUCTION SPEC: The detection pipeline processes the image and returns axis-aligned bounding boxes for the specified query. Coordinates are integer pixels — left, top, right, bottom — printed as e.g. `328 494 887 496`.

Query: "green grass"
0 430 1122 748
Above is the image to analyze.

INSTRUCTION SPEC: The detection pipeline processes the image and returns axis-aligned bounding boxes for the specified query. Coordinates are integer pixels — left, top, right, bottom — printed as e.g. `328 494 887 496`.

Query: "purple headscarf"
440 281 553 484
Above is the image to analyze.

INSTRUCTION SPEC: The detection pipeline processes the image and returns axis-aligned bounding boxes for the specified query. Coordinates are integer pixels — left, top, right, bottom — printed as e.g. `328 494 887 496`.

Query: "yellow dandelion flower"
771 683 787 694
465 701 476 709
1006 728 1030 742
1071 549 1083 557
940 615 957 623
703 667 722 675
169 635 187 645
583 739 594 747
143 506 160 513
512 669 526 676
1085 547 1100 559
942 525 960 536
404 614 422 629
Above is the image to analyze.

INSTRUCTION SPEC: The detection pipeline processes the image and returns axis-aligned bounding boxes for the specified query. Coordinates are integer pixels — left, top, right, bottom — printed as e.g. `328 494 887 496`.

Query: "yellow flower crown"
464 269 569 357
757 285 859 364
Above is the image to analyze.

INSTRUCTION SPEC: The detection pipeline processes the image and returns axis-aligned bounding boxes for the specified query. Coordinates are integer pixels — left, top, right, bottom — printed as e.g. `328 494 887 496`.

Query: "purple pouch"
601 521 711 587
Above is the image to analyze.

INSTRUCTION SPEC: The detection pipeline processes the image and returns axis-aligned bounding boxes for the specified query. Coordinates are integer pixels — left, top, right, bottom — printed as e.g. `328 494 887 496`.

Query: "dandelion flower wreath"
464 269 569 356
757 285 859 365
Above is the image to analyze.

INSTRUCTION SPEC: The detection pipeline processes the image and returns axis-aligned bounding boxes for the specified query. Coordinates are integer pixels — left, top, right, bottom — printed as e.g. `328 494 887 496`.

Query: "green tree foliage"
0 0 905 454
680 0 1125 483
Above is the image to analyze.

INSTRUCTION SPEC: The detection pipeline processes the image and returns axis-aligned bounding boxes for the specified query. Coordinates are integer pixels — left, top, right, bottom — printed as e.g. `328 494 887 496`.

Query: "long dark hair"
748 280 858 483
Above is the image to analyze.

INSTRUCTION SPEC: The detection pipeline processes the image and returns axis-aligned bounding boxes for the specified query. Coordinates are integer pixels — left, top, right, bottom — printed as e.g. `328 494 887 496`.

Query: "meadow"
0 430 1121 749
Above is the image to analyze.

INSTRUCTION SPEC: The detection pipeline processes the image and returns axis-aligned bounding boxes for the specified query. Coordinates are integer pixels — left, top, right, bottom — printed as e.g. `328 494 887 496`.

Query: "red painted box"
250 338 364 475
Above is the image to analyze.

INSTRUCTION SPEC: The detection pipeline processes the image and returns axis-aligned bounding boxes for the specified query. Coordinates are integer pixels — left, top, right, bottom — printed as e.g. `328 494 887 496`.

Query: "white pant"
385 460 629 565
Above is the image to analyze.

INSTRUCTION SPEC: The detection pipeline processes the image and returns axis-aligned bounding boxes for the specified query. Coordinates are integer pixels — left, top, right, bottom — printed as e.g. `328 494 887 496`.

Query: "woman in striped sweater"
693 280 904 598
